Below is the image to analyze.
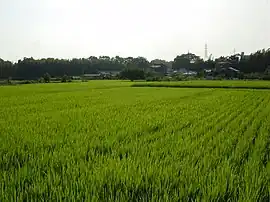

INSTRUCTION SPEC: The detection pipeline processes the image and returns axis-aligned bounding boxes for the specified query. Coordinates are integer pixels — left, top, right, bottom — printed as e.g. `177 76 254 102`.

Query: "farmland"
132 80 270 89
0 80 270 201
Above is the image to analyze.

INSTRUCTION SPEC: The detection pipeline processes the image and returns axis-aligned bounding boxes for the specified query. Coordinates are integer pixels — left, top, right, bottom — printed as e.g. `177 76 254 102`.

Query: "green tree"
1 49 270 80
197 70 205 78
172 53 203 71
43 73 51 83
61 74 68 82
120 68 145 81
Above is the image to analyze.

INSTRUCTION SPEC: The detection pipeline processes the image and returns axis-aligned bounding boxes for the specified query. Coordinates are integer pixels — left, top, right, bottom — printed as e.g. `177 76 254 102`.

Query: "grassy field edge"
131 80 270 90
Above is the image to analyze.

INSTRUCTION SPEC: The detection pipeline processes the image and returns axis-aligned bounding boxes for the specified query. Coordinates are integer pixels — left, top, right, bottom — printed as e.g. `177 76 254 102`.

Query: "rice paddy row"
0 81 270 201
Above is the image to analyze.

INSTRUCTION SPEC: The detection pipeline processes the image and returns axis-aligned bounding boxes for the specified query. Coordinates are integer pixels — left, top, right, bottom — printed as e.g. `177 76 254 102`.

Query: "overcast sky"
0 0 270 61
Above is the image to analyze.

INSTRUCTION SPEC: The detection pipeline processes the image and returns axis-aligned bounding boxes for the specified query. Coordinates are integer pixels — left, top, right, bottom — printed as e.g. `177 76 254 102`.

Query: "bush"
6 77 13 85
38 77 45 83
61 75 72 83
21 80 35 84
61 75 68 83
43 73 51 83
244 73 263 80
145 77 162 82
262 74 270 80
119 68 145 81
162 77 172 82
175 75 184 81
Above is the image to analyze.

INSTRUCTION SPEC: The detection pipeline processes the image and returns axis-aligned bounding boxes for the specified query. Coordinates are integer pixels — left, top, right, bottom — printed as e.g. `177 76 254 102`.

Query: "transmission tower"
204 44 208 60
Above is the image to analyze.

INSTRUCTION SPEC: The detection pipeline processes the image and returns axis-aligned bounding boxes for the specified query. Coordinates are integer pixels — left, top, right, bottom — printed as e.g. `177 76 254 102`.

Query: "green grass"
1 80 270 201
132 80 270 89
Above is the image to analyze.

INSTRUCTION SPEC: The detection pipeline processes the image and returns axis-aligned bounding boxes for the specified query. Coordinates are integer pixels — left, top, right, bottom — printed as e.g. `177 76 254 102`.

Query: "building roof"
151 64 166 68
183 71 197 75
217 61 231 64
83 74 101 77
228 67 240 72
100 70 120 74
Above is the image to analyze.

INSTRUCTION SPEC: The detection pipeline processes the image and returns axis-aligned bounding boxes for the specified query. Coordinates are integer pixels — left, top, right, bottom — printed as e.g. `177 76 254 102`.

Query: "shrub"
38 77 45 83
43 73 51 83
61 75 68 83
7 77 13 85
119 68 145 81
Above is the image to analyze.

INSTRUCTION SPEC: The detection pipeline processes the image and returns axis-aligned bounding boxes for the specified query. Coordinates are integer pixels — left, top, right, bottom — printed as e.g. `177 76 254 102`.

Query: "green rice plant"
132 80 270 90
0 81 270 201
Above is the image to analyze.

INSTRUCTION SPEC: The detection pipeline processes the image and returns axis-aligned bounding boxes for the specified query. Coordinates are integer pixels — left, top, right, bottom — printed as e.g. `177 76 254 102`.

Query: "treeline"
0 48 270 80
0 56 151 80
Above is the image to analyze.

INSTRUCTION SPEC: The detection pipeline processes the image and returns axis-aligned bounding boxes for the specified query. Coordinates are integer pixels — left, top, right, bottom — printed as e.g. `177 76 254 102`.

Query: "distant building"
204 69 212 73
150 63 172 75
174 68 197 75
228 67 240 73
216 67 240 79
82 71 121 80
81 74 101 80
241 52 250 61
177 68 188 73
71 76 81 80
183 71 197 76
100 71 121 77
215 61 231 70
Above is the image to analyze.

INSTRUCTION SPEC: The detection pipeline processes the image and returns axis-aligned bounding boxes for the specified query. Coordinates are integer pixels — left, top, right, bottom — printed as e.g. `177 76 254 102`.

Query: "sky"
0 0 270 62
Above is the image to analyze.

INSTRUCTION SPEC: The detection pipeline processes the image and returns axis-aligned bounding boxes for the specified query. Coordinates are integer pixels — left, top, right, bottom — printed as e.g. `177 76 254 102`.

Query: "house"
215 61 231 71
204 69 212 73
81 73 101 80
204 69 214 78
205 61 240 79
173 68 197 76
240 52 250 61
99 71 121 77
216 67 240 79
150 63 172 75
177 68 188 73
71 76 81 80
183 71 197 76
228 67 240 73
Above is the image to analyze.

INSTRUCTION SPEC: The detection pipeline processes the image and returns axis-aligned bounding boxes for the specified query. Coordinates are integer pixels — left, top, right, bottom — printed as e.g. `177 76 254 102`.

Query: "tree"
172 55 190 70
0 49 270 80
132 57 150 71
61 74 68 82
151 59 173 68
119 68 145 81
172 53 203 71
197 70 205 78
43 73 51 83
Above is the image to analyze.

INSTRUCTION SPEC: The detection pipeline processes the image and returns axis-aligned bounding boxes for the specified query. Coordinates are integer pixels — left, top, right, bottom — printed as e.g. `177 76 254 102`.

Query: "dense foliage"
0 81 270 201
0 56 149 79
0 48 270 80
119 68 145 81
